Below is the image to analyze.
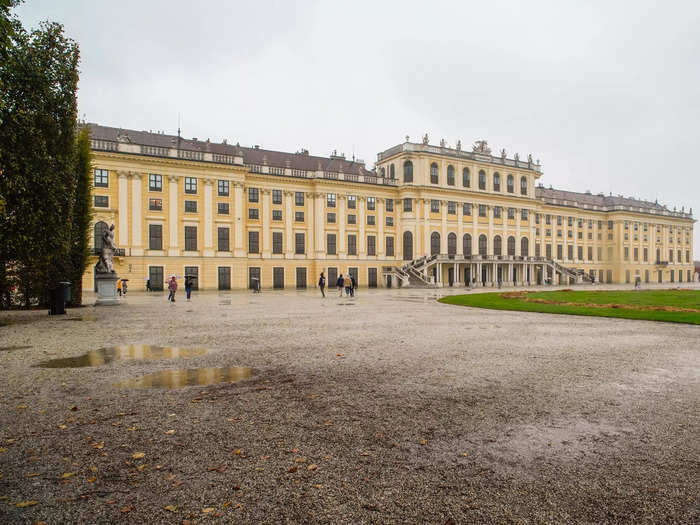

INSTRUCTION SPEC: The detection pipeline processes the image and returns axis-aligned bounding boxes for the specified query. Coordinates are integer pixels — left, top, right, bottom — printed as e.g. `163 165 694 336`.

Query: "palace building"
83 124 695 291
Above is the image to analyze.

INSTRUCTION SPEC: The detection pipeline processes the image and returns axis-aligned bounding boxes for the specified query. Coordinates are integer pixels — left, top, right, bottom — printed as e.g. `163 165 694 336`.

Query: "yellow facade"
84 127 695 291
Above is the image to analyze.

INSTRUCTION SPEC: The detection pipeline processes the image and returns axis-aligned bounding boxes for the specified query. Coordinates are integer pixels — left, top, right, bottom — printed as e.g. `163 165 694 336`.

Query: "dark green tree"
68 126 93 306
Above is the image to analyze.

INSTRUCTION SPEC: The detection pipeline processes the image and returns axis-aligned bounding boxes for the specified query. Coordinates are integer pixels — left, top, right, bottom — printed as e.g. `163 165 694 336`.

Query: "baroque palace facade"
84 124 695 291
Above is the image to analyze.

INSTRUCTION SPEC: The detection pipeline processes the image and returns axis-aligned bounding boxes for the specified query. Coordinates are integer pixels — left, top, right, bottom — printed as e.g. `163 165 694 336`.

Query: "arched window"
403 161 413 183
380 167 385 178
430 163 439 184
462 168 470 187
403 231 413 260
521 237 529 256
447 165 455 186
507 236 516 256
478 170 486 190
520 176 527 195
463 233 472 256
507 174 514 193
493 235 502 255
94 221 108 252
493 172 500 192
389 164 395 179
447 233 456 255
430 232 440 255
478 234 487 255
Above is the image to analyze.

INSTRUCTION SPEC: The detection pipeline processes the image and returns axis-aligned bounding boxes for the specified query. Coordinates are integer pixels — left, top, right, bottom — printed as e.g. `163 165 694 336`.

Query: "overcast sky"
16 0 700 258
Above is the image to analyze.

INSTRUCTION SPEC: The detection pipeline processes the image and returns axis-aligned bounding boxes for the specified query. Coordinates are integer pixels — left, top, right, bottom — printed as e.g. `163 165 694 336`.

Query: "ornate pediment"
472 140 491 155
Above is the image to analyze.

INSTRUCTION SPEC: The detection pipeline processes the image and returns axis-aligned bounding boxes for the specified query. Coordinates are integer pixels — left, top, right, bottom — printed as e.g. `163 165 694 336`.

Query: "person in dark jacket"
318 272 326 298
184 276 193 301
350 275 356 297
337 274 344 297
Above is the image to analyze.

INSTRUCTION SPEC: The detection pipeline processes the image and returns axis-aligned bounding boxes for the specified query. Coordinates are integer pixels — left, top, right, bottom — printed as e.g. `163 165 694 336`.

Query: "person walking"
318 272 326 298
184 276 193 301
167 276 178 302
122 280 128 295
350 274 356 297
117 279 122 296
343 273 352 296
146 279 152 292
337 273 344 297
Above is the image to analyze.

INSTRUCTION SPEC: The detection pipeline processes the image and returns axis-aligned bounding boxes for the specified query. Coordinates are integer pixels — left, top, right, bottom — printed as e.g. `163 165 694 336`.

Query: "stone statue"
514 152 520 162
96 224 117 274
456 140 461 151
472 140 491 154
500 148 506 160
422 133 429 145
405 135 410 143
440 138 446 148
528 154 533 164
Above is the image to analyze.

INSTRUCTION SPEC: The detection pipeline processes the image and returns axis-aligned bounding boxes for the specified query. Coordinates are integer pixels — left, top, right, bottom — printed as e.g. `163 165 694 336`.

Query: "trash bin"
60 281 71 303
48 281 71 315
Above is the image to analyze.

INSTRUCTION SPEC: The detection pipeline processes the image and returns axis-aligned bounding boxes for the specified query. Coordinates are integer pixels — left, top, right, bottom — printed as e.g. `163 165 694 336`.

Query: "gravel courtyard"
1 285 699 524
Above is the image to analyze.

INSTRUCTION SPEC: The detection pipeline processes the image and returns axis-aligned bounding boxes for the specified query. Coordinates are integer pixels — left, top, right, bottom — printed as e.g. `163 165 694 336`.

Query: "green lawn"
439 289 700 324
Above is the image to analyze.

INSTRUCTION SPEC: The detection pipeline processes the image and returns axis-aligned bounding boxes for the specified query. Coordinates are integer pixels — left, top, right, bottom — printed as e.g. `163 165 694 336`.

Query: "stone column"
118 171 129 249
233 182 245 257
284 190 293 258
262 189 272 258
130 172 143 256
168 175 179 256
424 199 431 257
203 179 214 256
306 192 315 258
339 195 346 255
472 203 478 256
358 196 366 256
515 208 521 256
487 205 494 254
315 192 325 258
378 197 385 257
393 198 401 261
457 202 464 256
441 200 447 253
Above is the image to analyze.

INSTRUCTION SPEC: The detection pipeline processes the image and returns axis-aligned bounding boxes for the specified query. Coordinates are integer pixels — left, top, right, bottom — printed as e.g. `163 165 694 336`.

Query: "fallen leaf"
165 474 176 481
223 500 231 507
294 457 306 463
287 466 298 473
202 507 214 513
173 480 183 487
120 505 132 513
136 465 146 472
132 452 145 459
7 439 15 444
70 406 78 411
163 505 177 512
15 500 38 507
90 465 98 472
336 353 344 357
18 405 28 409
420 439 427 445
61 472 74 479
461 452 469 457
288 448 299 453
127 427 136 431
259 455 270 460
0 448 7 453
360 452 370 456
58 425 67 430
27 473 40 478
233 449 242 455
207 466 226 473
91 442 104 449
164 430 175 435
88 476 96 483
233 503 243 510
307 464 318 471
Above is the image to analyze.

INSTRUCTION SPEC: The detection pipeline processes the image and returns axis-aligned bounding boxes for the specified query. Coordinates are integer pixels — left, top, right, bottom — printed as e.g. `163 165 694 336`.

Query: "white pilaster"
203 179 214 256
118 171 129 250
168 175 179 255
233 182 245 257
262 189 272 257
130 172 142 255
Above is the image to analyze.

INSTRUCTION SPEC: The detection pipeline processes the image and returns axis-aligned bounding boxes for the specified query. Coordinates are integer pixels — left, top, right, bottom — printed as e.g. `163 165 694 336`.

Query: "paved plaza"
1 285 699 523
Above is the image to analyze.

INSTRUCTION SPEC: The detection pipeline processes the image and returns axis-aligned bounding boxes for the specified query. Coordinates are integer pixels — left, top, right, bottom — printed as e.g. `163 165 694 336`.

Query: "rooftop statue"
440 139 446 147
456 140 461 151
500 148 506 160
422 133 429 145
528 154 533 164
96 224 117 274
472 140 491 155
514 152 520 162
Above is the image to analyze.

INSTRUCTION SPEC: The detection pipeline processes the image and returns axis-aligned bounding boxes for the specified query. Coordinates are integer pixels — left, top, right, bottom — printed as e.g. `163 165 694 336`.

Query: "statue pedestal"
95 273 120 306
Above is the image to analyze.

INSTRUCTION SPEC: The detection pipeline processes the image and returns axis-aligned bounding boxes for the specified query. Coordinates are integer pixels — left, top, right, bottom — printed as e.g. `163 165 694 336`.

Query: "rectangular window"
386 236 394 257
149 198 162 211
217 180 229 196
644 248 648 262
347 234 357 255
272 210 282 221
367 197 376 211
557 230 562 238
326 193 336 207
217 202 229 215
348 195 356 209
535 243 541 257
546 229 551 237
448 201 456 215
368 267 378 288
568 217 573 227
624 247 629 260
557 244 563 259
431 200 440 213
249 267 260 290
148 224 162 250
588 246 593 260
327 267 337 286
184 200 197 213
348 214 356 224
272 232 283 254
273 267 284 289
567 230 572 238
386 216 394 226
248 187 259 203
327 212 336 223
578 246 583 260
608 220 613 229
568 245 573 260
546 244 552 258
634 247 639 261
535 214 541 225
578 231 583 239
546 215 551 225
296 267 307 289
248 231 259 253
598 247 602 260
217 227 230 252
149 266 164 291
367 215 375 225
493 206 501 219
295 232 305 254
463 203 471 216
148 173 162 191
218 267 231 291
184 226 197 251
327 233 337 255
508 208 515 220
295 211 304 222
403 198 412 212
386 199 394 212
557 216 562 226
479 204 486 217
295 192 304 206
248 208 259 220
185 177 197 194
94 195 108 207
367 235 376 256
521 209 528 220
94 168 109 187
272 189 282 204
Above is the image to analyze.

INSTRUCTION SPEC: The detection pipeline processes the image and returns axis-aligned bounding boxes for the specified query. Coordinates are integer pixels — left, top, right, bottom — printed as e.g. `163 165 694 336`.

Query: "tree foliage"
0 4 88 309
68 126 93 306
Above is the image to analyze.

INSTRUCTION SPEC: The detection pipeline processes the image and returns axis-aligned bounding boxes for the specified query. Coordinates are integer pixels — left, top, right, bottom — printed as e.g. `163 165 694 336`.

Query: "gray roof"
86 123 375 177
536 186 669 212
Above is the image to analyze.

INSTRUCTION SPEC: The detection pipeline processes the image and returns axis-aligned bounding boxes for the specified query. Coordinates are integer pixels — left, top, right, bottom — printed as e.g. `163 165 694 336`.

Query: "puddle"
63 315 98 322
0 345 32 352
35 344 209 368
120 366 254 389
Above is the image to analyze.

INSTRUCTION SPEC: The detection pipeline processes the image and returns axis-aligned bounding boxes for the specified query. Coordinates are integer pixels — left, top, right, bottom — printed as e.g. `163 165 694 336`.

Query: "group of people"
116 278 128 296
317 272 356 298
166 275 195 302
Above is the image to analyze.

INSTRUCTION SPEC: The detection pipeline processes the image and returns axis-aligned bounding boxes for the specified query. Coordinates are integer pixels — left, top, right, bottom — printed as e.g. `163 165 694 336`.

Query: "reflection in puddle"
35 344 209 368
121 366 254 389
64 315 98 321
0 345 32 352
